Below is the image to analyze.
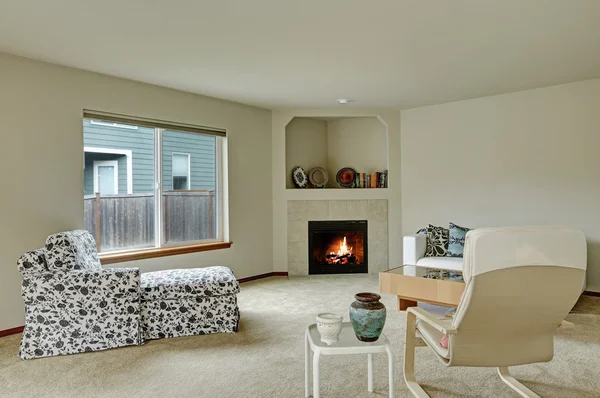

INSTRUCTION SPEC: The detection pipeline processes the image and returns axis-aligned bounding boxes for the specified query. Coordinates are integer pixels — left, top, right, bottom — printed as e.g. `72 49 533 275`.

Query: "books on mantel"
352 170 388 188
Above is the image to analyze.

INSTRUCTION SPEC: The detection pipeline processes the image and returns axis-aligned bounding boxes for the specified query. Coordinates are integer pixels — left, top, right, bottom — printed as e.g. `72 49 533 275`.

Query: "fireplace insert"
308 220 368 275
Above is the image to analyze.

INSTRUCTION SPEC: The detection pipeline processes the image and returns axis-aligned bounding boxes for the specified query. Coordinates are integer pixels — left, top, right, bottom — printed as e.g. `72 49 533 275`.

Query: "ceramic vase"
316 313 343 345
349 292 386 342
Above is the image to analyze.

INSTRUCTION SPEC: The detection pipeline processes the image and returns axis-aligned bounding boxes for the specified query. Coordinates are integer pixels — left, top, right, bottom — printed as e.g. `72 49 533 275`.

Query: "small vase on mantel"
349 292 386 342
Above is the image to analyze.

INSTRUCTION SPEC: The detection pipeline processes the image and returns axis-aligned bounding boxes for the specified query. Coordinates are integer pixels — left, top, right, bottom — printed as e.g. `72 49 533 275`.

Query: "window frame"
90 120 139 130
171 152 191 190
83 112 230 262
93 160 119 194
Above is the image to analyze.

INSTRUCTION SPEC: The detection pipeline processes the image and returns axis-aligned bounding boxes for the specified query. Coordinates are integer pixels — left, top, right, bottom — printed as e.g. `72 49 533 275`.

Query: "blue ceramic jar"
349 292 386 342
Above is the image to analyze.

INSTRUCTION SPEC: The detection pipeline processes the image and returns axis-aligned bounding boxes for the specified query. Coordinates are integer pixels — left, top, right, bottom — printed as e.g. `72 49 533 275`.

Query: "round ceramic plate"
336 167 356 188
292 166 308 188
308 167 329 188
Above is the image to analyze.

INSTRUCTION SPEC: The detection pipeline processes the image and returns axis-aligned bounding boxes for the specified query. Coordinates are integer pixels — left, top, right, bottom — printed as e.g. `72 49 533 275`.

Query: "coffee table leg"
313 351 320 398
368 353 373 392
386 345 394 398
398 297 418 311
305 331 310 397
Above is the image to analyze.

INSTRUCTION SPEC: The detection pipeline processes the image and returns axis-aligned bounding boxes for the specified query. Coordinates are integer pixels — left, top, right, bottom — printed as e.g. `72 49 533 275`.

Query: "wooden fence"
84 190 215 252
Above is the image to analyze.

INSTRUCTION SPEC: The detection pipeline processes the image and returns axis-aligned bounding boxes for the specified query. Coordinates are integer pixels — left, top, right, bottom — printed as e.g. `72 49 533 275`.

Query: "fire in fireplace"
308 220 368 274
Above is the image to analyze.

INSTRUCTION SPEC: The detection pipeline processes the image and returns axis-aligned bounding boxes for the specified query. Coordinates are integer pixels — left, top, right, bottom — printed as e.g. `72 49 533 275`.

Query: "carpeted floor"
1 275 599 397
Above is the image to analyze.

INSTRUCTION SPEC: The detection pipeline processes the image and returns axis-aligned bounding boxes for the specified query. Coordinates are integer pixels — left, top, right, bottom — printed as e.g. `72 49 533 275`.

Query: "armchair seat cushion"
416 257 463 272
140 266 240 300
417 319 449 359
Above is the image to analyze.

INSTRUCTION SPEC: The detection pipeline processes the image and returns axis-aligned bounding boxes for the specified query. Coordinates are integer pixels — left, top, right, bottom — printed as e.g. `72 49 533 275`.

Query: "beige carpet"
1 275 599 397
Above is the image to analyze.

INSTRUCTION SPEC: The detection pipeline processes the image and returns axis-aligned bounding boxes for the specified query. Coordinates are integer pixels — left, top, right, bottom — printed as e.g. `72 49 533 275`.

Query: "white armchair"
403 226 587 397
403 234 463 277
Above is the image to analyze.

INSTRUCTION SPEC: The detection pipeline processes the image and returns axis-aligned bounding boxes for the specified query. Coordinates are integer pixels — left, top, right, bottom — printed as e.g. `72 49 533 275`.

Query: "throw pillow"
425 224 449 257
415 227 427 235
447 222 471 258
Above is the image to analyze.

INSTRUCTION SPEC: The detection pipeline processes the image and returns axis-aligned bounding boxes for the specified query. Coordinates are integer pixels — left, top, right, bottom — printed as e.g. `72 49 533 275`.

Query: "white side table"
305 322 394 398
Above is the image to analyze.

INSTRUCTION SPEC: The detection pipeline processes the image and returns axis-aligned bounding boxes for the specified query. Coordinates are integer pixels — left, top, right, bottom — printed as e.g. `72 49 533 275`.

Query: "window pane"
83 119 155 253
162 130 217 243
172 153 189 177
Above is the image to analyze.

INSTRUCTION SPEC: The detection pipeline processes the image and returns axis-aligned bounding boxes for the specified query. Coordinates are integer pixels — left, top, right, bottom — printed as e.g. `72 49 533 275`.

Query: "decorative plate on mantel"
336 167 356 188
292 166 308 188
308 167 329 188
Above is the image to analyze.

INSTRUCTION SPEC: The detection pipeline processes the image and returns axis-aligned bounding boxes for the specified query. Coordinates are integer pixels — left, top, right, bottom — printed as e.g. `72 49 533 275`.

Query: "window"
172 153 190 190
82 112 227 256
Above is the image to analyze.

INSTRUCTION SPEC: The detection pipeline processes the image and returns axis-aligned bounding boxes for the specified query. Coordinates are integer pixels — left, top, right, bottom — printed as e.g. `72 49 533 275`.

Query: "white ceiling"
1 0 599 110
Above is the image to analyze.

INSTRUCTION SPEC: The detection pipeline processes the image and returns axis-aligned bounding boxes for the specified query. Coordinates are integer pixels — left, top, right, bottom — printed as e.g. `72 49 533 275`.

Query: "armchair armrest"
403 234 426 265
407 307 457 335
21 267 140 305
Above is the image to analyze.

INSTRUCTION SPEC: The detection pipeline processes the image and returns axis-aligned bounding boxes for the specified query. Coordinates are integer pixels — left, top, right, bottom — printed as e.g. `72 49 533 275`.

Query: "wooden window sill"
99 242 232 265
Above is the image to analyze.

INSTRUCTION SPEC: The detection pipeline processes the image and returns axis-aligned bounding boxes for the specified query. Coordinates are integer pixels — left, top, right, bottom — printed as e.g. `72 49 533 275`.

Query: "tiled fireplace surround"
287 200 388 275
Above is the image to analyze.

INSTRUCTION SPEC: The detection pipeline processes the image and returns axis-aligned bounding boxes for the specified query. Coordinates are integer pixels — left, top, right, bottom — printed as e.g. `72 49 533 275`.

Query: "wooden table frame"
380 266 465 311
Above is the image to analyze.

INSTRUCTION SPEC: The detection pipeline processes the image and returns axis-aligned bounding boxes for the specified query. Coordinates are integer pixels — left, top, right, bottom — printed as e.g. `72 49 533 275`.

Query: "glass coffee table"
305 322 394 398
380 265 465 310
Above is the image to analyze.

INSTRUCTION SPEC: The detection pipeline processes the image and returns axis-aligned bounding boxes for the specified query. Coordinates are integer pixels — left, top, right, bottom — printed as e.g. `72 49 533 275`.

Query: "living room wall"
400 79 600 292
0 53 273 330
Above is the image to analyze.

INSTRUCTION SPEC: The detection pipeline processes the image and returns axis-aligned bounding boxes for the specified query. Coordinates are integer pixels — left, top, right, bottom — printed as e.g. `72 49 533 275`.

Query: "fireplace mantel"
285 188 388 201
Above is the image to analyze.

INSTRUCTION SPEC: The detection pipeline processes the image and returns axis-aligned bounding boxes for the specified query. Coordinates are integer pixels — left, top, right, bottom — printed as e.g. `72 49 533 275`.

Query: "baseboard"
583 290 600 297
0 272 289 338
238 272 288 283
0 326 24 338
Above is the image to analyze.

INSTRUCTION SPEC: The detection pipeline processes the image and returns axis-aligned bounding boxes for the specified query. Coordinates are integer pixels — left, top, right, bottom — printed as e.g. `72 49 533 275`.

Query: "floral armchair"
18 230 142 359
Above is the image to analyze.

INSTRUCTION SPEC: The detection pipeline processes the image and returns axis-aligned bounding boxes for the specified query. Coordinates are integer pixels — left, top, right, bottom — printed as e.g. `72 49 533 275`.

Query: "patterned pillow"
447 222 471 258
415 227 427 235
425 224 449 257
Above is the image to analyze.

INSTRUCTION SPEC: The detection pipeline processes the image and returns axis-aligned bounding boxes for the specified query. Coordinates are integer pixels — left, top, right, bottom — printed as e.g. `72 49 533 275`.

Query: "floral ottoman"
140 266 240 340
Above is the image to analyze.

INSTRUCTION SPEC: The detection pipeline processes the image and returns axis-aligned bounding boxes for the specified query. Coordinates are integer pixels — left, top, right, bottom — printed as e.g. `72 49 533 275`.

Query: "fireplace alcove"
308 220 368 275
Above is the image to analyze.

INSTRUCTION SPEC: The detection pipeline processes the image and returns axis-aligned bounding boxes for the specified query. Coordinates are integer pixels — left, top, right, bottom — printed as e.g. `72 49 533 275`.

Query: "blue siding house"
83 120 216 195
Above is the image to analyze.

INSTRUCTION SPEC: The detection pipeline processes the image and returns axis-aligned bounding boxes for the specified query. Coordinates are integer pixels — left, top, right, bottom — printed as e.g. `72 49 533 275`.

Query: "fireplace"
308 220 368 275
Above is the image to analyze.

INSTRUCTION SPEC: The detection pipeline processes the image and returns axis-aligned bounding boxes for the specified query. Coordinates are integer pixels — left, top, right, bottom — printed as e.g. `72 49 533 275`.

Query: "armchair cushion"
415 257 463 272
140 266 240 300
17 249 48 275
417 319 449 359
45 230 101 271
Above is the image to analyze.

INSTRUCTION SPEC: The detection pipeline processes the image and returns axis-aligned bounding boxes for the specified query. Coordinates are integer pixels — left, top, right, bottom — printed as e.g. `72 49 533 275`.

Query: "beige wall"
327 117 388 185
285 118 327 188
0 53 273 330
400 79 600 292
